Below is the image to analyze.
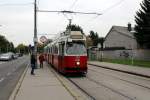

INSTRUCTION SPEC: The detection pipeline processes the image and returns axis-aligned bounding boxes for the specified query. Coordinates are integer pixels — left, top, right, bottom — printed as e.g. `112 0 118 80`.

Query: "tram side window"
50 47 51 54
53 47 54 54
53 46 58 54
52 47 53 54
56 46 58 54
55 46 57 54
49 48 50 54
59 44 64 56
51 47 53 54
50 47 52 54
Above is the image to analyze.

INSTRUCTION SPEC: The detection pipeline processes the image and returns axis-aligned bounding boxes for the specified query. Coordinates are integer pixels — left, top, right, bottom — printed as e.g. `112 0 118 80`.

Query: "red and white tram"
44 31 87 74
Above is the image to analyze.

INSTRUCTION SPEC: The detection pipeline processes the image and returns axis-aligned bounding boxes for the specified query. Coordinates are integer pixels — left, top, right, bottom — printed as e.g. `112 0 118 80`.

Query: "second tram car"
44 31 87 74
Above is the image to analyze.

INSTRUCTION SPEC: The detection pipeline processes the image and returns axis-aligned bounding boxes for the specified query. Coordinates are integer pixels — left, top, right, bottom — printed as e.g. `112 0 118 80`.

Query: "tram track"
67 78 96 100
88 64 150 78
85 64 150 100
68 76 134 100
67 64 150 100
85 76 135 100
88 64 150 81
47 63 94 100
47 63 150 100
88 68 150 90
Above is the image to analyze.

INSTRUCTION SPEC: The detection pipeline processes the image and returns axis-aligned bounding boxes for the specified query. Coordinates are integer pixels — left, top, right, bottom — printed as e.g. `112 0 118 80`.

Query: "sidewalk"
88 61 150 78
11 63 75 100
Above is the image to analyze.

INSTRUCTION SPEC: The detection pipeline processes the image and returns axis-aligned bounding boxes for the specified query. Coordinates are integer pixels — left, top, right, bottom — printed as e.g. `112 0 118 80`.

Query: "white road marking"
0 77 4 82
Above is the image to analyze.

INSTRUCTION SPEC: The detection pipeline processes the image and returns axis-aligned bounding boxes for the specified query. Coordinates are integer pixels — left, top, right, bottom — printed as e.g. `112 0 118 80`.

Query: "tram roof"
46 31 86 46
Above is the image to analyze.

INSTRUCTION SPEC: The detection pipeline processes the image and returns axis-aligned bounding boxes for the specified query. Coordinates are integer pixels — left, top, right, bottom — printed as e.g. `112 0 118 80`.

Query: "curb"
8 63 29 100
88 63 150 78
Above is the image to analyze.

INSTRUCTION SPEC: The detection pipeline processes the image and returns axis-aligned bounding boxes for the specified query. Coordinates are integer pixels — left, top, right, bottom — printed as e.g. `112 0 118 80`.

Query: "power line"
83 0 125 23
102 0 125 13
0 3 33 6
38 10 102 15
69 0 78 9
38 9 102 29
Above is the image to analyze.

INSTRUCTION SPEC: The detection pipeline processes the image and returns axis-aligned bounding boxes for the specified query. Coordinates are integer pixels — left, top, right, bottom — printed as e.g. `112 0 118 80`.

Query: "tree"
86 36 93 47
16 44 29 54
0 34 14 53
89 31 99 46
88 31 105 48
9 42 15 52
66 24 84 34
0 35 7 52
134 0 150 49
98 37 105 49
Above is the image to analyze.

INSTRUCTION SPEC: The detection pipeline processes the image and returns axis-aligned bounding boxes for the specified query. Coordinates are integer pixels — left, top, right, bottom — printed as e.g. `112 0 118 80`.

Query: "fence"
88 49 150 61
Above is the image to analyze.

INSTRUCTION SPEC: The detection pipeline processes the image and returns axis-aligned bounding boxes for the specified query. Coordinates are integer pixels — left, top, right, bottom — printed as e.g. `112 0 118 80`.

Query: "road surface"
0 56 29 100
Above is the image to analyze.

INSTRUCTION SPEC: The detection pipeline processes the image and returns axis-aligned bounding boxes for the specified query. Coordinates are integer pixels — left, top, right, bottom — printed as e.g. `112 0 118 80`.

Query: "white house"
104 25 138 50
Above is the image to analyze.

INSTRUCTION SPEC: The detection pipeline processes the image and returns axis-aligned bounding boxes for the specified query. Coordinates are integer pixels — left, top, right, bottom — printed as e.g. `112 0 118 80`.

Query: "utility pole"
69 19 72 26
0 25 2 53
68 19 72 34
34 0 38 68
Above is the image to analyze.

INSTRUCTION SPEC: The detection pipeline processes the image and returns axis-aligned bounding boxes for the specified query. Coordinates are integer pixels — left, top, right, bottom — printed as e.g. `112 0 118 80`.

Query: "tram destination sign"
70 35 83 39
70 31 83 39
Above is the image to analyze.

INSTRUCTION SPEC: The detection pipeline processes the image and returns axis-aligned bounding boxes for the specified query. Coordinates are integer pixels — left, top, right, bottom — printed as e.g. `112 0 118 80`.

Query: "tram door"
59 43 64 71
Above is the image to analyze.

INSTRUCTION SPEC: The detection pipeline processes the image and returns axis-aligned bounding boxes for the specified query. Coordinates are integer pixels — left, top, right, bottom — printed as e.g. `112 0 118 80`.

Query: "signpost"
40 36 47 43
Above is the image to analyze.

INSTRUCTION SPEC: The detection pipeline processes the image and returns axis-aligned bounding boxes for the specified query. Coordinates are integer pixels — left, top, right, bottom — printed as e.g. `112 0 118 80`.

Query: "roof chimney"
128 22 132 32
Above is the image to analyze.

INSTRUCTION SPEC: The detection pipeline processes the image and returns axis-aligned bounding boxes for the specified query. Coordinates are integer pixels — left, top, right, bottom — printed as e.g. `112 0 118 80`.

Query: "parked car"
13 54 18 59
16 53 23 57
0 53 13 61
7 52 15 59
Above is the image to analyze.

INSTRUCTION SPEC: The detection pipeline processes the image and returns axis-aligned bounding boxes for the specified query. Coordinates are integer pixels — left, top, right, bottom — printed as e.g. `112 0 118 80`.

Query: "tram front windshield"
66 42 87 55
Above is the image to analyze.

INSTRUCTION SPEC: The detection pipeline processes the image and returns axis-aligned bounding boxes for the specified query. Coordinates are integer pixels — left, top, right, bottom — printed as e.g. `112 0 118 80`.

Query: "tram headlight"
76 61 80 65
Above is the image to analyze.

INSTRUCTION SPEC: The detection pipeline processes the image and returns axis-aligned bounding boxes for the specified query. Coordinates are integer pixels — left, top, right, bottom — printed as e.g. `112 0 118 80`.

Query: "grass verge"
100 58 150 68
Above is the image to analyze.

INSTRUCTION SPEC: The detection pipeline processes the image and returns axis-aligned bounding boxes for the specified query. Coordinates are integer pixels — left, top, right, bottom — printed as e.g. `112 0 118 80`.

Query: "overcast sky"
0 0 143 46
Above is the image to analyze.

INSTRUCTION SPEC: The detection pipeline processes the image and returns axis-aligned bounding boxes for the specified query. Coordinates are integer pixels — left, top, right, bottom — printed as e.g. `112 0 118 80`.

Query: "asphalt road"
0 56 29 100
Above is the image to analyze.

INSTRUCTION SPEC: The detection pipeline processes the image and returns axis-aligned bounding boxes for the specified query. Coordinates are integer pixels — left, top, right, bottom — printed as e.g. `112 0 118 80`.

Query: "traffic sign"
40 36 47 43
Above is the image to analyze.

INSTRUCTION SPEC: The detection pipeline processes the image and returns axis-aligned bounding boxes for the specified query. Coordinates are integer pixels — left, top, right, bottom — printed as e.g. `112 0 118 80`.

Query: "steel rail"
67 78 96 100
88 64 150 78
86 76 134 100
88 67 150 90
